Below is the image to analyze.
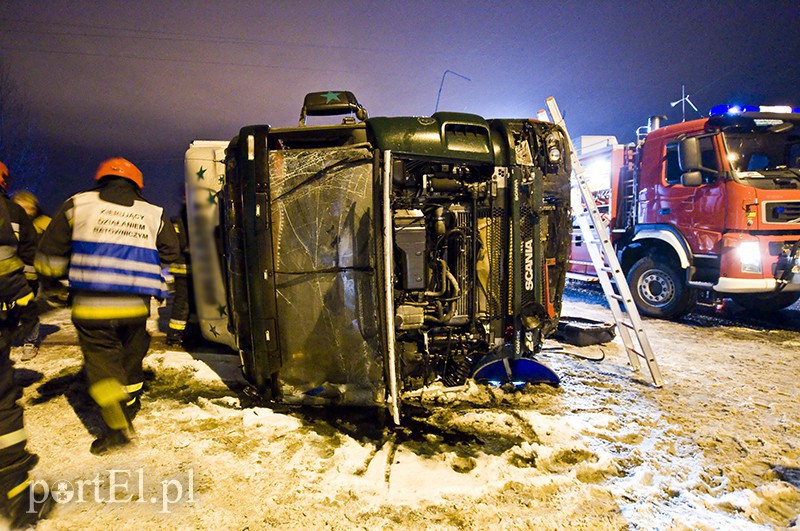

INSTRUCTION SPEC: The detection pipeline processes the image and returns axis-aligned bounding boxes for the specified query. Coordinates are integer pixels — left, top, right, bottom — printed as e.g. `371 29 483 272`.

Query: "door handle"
659 208 671 215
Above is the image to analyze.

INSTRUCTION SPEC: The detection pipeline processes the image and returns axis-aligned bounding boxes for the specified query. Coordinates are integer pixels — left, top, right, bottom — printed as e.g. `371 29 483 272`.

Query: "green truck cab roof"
231 112 497 165
228 91 568 172
367 112 494 164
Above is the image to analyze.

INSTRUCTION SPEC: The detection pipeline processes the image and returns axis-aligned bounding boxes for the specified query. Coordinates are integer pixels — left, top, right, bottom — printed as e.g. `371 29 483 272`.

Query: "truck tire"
627 255 692 319
730 291 800 312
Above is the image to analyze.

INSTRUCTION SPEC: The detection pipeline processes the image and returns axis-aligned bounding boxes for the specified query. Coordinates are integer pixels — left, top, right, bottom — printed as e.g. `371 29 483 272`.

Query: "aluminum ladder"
542 97 663 387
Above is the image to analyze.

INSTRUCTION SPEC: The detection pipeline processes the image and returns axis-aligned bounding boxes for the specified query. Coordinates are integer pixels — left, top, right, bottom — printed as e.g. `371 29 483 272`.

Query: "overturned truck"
185 92 572 422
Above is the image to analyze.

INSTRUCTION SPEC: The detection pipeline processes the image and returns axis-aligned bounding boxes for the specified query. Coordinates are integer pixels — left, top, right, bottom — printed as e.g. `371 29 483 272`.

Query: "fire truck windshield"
723 120 800 178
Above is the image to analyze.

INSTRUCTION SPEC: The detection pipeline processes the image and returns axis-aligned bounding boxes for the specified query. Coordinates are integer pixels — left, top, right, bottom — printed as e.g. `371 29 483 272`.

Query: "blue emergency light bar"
710 104 800 116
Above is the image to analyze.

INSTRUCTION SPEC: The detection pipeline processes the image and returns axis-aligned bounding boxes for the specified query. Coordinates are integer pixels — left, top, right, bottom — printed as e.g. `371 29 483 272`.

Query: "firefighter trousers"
168 273 193 342
74 319 150 432
0 312 36 500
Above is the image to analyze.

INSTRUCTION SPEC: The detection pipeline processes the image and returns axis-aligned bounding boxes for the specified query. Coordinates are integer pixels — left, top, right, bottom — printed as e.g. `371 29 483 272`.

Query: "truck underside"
204 93 572 420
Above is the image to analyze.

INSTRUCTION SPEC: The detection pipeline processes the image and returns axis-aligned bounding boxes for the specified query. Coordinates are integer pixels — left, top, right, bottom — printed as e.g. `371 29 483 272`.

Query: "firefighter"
35 158 179 455
166 200 194 347
0 161 51 526
11 191 51 361
10 191 50 236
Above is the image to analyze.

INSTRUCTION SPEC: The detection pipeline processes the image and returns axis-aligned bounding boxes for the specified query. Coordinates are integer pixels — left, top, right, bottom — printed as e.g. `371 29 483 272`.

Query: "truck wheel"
627 255 691 319
730 292 800 312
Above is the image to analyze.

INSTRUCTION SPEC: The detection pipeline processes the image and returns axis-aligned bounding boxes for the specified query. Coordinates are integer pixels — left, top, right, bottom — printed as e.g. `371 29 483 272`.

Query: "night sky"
1 0 799 216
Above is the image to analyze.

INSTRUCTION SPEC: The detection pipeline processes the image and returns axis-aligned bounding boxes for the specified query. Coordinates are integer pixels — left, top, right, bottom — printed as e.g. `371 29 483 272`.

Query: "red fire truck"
569 105 800 319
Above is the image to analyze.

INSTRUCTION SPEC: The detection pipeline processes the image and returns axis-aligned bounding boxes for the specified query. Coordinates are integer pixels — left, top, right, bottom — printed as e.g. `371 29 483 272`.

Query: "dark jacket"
35 177 180 322
0 195 36 305
168 205 191 277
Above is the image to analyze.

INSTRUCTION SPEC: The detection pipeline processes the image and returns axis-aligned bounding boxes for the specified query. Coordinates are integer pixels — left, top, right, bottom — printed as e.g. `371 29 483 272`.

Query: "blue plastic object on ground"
472 353 560 388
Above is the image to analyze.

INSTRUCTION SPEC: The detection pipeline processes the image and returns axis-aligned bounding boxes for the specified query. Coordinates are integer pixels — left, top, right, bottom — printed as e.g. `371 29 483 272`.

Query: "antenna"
434 69 471 113
670 85 701 122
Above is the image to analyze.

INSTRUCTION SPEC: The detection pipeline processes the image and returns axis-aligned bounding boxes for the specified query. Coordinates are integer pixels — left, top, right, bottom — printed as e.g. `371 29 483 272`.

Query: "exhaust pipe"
648 115 668 132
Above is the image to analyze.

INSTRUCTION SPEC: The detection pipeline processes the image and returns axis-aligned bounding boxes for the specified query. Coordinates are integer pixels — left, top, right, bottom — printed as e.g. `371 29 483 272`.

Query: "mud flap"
471 353 559 388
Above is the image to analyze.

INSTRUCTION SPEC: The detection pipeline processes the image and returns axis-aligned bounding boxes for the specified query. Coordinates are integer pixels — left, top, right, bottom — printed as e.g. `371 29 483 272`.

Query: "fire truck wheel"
627 256 691 319
730 291 800 312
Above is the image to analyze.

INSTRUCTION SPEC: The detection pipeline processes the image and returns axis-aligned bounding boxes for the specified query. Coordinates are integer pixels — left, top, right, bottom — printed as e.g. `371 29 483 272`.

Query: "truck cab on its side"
187 91 573 422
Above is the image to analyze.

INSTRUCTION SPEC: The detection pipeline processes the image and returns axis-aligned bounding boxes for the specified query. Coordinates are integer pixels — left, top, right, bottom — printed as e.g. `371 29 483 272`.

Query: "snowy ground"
8 287 800 530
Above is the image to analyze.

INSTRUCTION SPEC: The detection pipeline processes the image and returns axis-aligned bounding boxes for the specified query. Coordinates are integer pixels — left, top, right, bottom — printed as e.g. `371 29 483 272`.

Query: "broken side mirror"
680 171 703 187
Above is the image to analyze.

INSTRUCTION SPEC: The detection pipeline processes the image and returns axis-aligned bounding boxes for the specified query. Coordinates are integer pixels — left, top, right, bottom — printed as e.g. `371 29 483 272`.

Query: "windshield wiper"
759 165 800 176
786 167 800 179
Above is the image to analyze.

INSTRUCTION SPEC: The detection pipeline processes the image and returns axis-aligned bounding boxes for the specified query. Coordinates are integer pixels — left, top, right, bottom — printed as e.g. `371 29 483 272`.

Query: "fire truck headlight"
545 133 562 163
738 241 762 274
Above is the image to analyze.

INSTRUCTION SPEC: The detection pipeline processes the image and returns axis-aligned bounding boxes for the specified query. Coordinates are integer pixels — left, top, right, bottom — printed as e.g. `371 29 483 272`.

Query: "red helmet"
0 161 8 191
95 157 143 189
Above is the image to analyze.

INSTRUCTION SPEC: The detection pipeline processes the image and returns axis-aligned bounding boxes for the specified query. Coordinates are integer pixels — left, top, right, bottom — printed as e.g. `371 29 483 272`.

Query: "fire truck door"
657 139 724 253
655 143 696 243
688 137 726 254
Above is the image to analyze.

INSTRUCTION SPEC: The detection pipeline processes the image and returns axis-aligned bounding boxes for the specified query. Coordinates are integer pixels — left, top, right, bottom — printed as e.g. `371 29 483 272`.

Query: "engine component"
394 209 426 291
395 304 425 330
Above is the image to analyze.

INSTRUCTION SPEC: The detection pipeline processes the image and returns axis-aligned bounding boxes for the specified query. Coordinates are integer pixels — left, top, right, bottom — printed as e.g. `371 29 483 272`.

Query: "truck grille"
453 207 471 320
764 201 800 224
483 207 504 320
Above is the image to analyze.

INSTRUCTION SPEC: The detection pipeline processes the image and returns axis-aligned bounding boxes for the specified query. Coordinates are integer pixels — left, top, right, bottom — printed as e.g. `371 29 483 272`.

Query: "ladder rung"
609 293 624 301
618 321 636 330
626 348 646 359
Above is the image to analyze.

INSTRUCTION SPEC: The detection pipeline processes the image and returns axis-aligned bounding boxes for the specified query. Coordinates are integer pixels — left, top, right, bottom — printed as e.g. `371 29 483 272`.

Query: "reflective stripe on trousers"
0 428 26 451
169 319 187 331
88 378 130 431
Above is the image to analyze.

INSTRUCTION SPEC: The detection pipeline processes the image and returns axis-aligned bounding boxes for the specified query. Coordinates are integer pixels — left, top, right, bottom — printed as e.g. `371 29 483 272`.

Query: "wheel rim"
637 268 676 307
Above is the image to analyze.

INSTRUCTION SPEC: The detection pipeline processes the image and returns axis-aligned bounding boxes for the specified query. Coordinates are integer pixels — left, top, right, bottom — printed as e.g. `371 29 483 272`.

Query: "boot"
0 454 52 528
88 380 135 455
20 343 39 362
90 429 132 455
124 396 142 422
165 331 184 347
6 483 53 529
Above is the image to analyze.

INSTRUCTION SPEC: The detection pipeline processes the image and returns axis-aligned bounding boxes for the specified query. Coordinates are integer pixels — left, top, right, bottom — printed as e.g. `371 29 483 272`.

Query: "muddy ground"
8 285 800 530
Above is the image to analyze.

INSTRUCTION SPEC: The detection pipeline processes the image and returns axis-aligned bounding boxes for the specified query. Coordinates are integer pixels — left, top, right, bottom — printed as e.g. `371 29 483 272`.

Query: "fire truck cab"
570 105 800 318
